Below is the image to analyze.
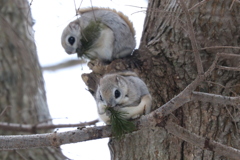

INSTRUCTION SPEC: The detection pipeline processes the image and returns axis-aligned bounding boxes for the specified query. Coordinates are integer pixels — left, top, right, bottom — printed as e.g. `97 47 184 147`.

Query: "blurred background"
30 0 147 159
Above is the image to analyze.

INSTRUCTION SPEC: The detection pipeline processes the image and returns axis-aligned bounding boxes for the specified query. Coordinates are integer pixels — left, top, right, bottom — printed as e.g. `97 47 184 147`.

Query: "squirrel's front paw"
113 105 123 111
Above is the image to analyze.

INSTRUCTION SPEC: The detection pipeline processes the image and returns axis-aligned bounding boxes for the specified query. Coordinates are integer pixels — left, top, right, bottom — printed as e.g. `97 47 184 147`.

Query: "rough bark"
83 0 240 159
0 0 65 159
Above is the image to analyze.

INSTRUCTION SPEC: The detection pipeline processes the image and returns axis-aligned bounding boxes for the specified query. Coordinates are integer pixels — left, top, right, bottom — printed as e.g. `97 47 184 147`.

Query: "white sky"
30 0 147 159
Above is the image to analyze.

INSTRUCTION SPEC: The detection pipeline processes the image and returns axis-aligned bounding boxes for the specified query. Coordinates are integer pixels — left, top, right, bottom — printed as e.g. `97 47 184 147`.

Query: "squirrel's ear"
116 76 125 87
69 20 80 31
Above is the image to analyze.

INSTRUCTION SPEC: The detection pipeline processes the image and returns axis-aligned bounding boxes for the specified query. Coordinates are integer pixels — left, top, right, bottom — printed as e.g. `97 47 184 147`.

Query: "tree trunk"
84 0 240 159
0 0 65 159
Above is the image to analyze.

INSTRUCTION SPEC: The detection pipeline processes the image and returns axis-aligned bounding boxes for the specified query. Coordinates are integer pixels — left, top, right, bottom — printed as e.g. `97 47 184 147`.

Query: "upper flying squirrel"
61 7 136 61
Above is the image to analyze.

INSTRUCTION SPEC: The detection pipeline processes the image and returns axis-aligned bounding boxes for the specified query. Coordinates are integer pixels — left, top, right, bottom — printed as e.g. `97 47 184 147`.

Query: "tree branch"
230 0 237 10
188 0 210 11
0 119 99 133
201 46 240 51
42 59 86 71
217 66 240 72
218 53 240 59
0 106 9 117
191 91 240 107
0 126 111 150
179 0 204 74
165 121 240 160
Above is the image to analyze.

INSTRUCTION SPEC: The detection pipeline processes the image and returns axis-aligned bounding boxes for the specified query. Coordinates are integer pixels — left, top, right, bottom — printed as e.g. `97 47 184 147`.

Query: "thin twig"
130 10 147 15
224 105 239 132
165 121 240 160
125 5 147 9
205 81 240 97
0 106 9 117
42 59 86 71
230 0 236 10
29 0 33 6
179 0 204 74
236 0 240 4
77 0 84 12
191 91 240 107
188 0 209 11
217 66 240 72
90 0 96 22
201 46 240 50
14 150 28 160
73 0 77 15
218 53 240 59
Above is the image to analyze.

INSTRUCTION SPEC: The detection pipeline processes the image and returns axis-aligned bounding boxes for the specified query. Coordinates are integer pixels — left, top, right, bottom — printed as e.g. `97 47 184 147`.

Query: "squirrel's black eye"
100 95 103 101
114 90 121 99
68 36 75 45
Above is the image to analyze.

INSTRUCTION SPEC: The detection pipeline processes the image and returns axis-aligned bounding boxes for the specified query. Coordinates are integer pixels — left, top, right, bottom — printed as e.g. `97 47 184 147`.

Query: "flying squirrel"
95 71 152 124
61 7 136 61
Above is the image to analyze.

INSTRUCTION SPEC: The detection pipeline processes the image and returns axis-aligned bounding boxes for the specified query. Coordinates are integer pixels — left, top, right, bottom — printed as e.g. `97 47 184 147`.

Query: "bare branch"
218 53 240 59
236 0 240 4
206 81 226 88
224 105 239 131
179 0 204 74
191 91 240 106
217 66 240 72
0 106 9 117
0 119 99 133
201 46 240 50
230 0 237 10
14 150 28 160
125 5 147 9
188 0 209 11
0 126 111 150
42 59 86 71
206 81 240 96
165 121 240 160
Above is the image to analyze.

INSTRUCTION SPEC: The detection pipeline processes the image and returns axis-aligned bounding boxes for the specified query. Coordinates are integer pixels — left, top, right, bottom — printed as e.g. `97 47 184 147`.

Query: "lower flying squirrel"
61 7 136 61
95 71 152 124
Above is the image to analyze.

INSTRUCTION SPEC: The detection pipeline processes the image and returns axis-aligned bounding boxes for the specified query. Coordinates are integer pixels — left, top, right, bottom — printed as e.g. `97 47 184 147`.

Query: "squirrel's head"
61 20 82 55
61 19 103 59
96 74 129 108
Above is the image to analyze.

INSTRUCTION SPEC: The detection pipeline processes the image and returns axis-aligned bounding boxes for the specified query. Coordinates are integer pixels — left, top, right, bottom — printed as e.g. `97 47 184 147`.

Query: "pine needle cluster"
79 20 102 57
106 107 136 139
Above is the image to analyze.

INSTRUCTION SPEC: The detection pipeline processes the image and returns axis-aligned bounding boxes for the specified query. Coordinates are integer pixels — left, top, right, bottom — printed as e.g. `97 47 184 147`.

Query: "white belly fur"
87 27 114 61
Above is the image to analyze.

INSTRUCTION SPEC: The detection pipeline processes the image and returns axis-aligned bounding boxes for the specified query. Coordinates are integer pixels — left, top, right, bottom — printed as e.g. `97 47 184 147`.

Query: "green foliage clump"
106 107 136 139
78 20 102 57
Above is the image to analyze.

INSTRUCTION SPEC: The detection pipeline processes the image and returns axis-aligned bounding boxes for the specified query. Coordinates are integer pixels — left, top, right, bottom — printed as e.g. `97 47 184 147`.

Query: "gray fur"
80 9 136 59
95 72 152 123
96 72 150 107
61 8 136 61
